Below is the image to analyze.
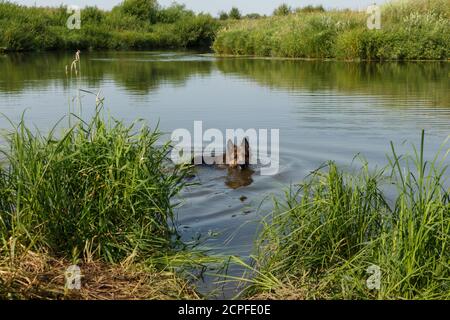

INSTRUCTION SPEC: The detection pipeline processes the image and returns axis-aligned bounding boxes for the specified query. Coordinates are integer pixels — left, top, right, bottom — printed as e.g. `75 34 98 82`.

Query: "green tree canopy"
229 7 241 20
119 0 159 24
273 4 292 16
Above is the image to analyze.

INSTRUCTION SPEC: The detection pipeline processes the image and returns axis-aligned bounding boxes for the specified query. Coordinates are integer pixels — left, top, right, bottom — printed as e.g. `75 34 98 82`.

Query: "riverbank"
1 0 449 61
236 131 450 299
0 250 200 299
0 1 219 51
0 102 206 299
213 0 450 60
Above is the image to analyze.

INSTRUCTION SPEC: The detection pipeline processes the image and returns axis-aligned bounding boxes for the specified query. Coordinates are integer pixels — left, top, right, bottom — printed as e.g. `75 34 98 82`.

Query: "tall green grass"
237 131 450 299
0 107 192 264
213 0 450 60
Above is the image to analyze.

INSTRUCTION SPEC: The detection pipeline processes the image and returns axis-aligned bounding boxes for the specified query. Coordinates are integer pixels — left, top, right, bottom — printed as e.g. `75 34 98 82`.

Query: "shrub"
118 0 159 24
273 4 292 16
229 7 241 20
175 14 219 47
157 3 194 23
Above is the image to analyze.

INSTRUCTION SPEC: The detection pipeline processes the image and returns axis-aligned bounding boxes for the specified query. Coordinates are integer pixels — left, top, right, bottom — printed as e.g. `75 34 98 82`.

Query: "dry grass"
0 248 200 300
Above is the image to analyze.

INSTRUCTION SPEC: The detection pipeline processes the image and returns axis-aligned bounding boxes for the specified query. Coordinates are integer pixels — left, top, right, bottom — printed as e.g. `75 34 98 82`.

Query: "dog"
192 137 251 169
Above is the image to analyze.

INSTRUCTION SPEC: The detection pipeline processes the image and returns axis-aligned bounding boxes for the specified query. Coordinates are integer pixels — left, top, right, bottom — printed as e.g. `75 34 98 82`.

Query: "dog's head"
226 138 250 168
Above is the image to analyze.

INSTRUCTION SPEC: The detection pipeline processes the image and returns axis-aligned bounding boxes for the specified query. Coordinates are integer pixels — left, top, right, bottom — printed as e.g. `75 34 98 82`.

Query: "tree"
157 3 194 23
228 7 241 20
295 5 325 13
119 0 159 24
245 13 261 19
273 4 292 16
218 11 229 20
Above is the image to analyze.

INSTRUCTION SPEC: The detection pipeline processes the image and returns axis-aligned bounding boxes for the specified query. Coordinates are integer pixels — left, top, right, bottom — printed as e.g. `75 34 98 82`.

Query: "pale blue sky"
12 0 388 15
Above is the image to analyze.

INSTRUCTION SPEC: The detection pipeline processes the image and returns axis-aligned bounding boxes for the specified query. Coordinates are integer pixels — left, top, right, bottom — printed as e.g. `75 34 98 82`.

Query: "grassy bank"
0 250 200 299
0 103 204 299
213 0 450 60
236 131 450 299
0 0 220 51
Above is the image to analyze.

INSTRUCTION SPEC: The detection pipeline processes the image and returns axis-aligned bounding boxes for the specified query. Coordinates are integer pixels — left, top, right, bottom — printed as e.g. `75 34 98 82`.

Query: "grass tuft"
236 131 450 299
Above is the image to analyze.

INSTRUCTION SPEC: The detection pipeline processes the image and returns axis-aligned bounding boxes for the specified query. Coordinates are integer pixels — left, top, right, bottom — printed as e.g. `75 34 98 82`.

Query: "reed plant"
0 108 194 263
235 131 450 299
0 49 214 299
213 0 450 60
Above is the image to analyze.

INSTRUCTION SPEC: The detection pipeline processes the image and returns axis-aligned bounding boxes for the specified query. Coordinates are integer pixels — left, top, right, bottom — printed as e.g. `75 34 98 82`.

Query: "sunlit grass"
233 131 450 299
213 0 450 60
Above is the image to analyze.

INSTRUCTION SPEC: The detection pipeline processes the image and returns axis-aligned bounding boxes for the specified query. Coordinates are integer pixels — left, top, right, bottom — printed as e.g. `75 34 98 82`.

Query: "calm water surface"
1 51 449 298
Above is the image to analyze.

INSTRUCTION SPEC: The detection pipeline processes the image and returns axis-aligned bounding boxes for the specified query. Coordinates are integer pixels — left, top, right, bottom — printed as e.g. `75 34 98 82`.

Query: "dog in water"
192 137 251 169
192 138 253 189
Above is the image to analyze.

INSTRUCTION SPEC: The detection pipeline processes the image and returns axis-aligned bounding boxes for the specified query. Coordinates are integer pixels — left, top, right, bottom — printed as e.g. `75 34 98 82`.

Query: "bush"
295 5 325 13
0 1 221 51
175 14 219 47
229 7 241 20
157 3 194 23
273 4 291 16
218 11 229 20
82 6 106 24
118 0 159 24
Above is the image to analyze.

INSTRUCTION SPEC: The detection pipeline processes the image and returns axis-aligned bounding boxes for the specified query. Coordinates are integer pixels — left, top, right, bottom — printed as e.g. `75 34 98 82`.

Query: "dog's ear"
240 137 250 155
227 139 235 155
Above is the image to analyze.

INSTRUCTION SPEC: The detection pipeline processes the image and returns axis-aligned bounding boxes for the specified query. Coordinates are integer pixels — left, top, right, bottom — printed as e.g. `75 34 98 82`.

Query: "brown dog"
192 138 251 169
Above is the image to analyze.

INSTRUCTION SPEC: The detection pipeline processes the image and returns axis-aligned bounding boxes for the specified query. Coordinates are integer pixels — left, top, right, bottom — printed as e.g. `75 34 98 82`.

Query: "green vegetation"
1 112 187 261
1 0 448 60
273 4 292 17
216 59 450 107
219 9 264 21
1 52 448 108
0 0 220 51
0 106 206 297
0 103 210 298
235 131 450 299
213 0 450 60
0 51 213 94
228 7 242 20
0 50 212 298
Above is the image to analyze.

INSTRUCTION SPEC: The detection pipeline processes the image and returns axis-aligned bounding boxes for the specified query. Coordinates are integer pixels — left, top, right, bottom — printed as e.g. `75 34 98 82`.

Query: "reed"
0 106 216 298
0 108 194 262
213 0 450 60
235 131 450 299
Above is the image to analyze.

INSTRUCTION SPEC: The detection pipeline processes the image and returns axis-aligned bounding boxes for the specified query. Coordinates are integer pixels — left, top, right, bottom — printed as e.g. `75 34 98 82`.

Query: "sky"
11 0 388 16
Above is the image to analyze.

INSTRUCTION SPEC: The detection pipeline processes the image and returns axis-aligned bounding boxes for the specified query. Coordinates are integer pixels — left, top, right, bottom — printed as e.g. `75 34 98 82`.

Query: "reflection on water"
0 51 213 94
216 58 449 108
225 167 255 189
0 51 449 298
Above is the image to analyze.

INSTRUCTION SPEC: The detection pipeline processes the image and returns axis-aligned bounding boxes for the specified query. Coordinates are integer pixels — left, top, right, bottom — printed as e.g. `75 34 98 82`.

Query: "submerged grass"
237 131 450 299
213 0 450 60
